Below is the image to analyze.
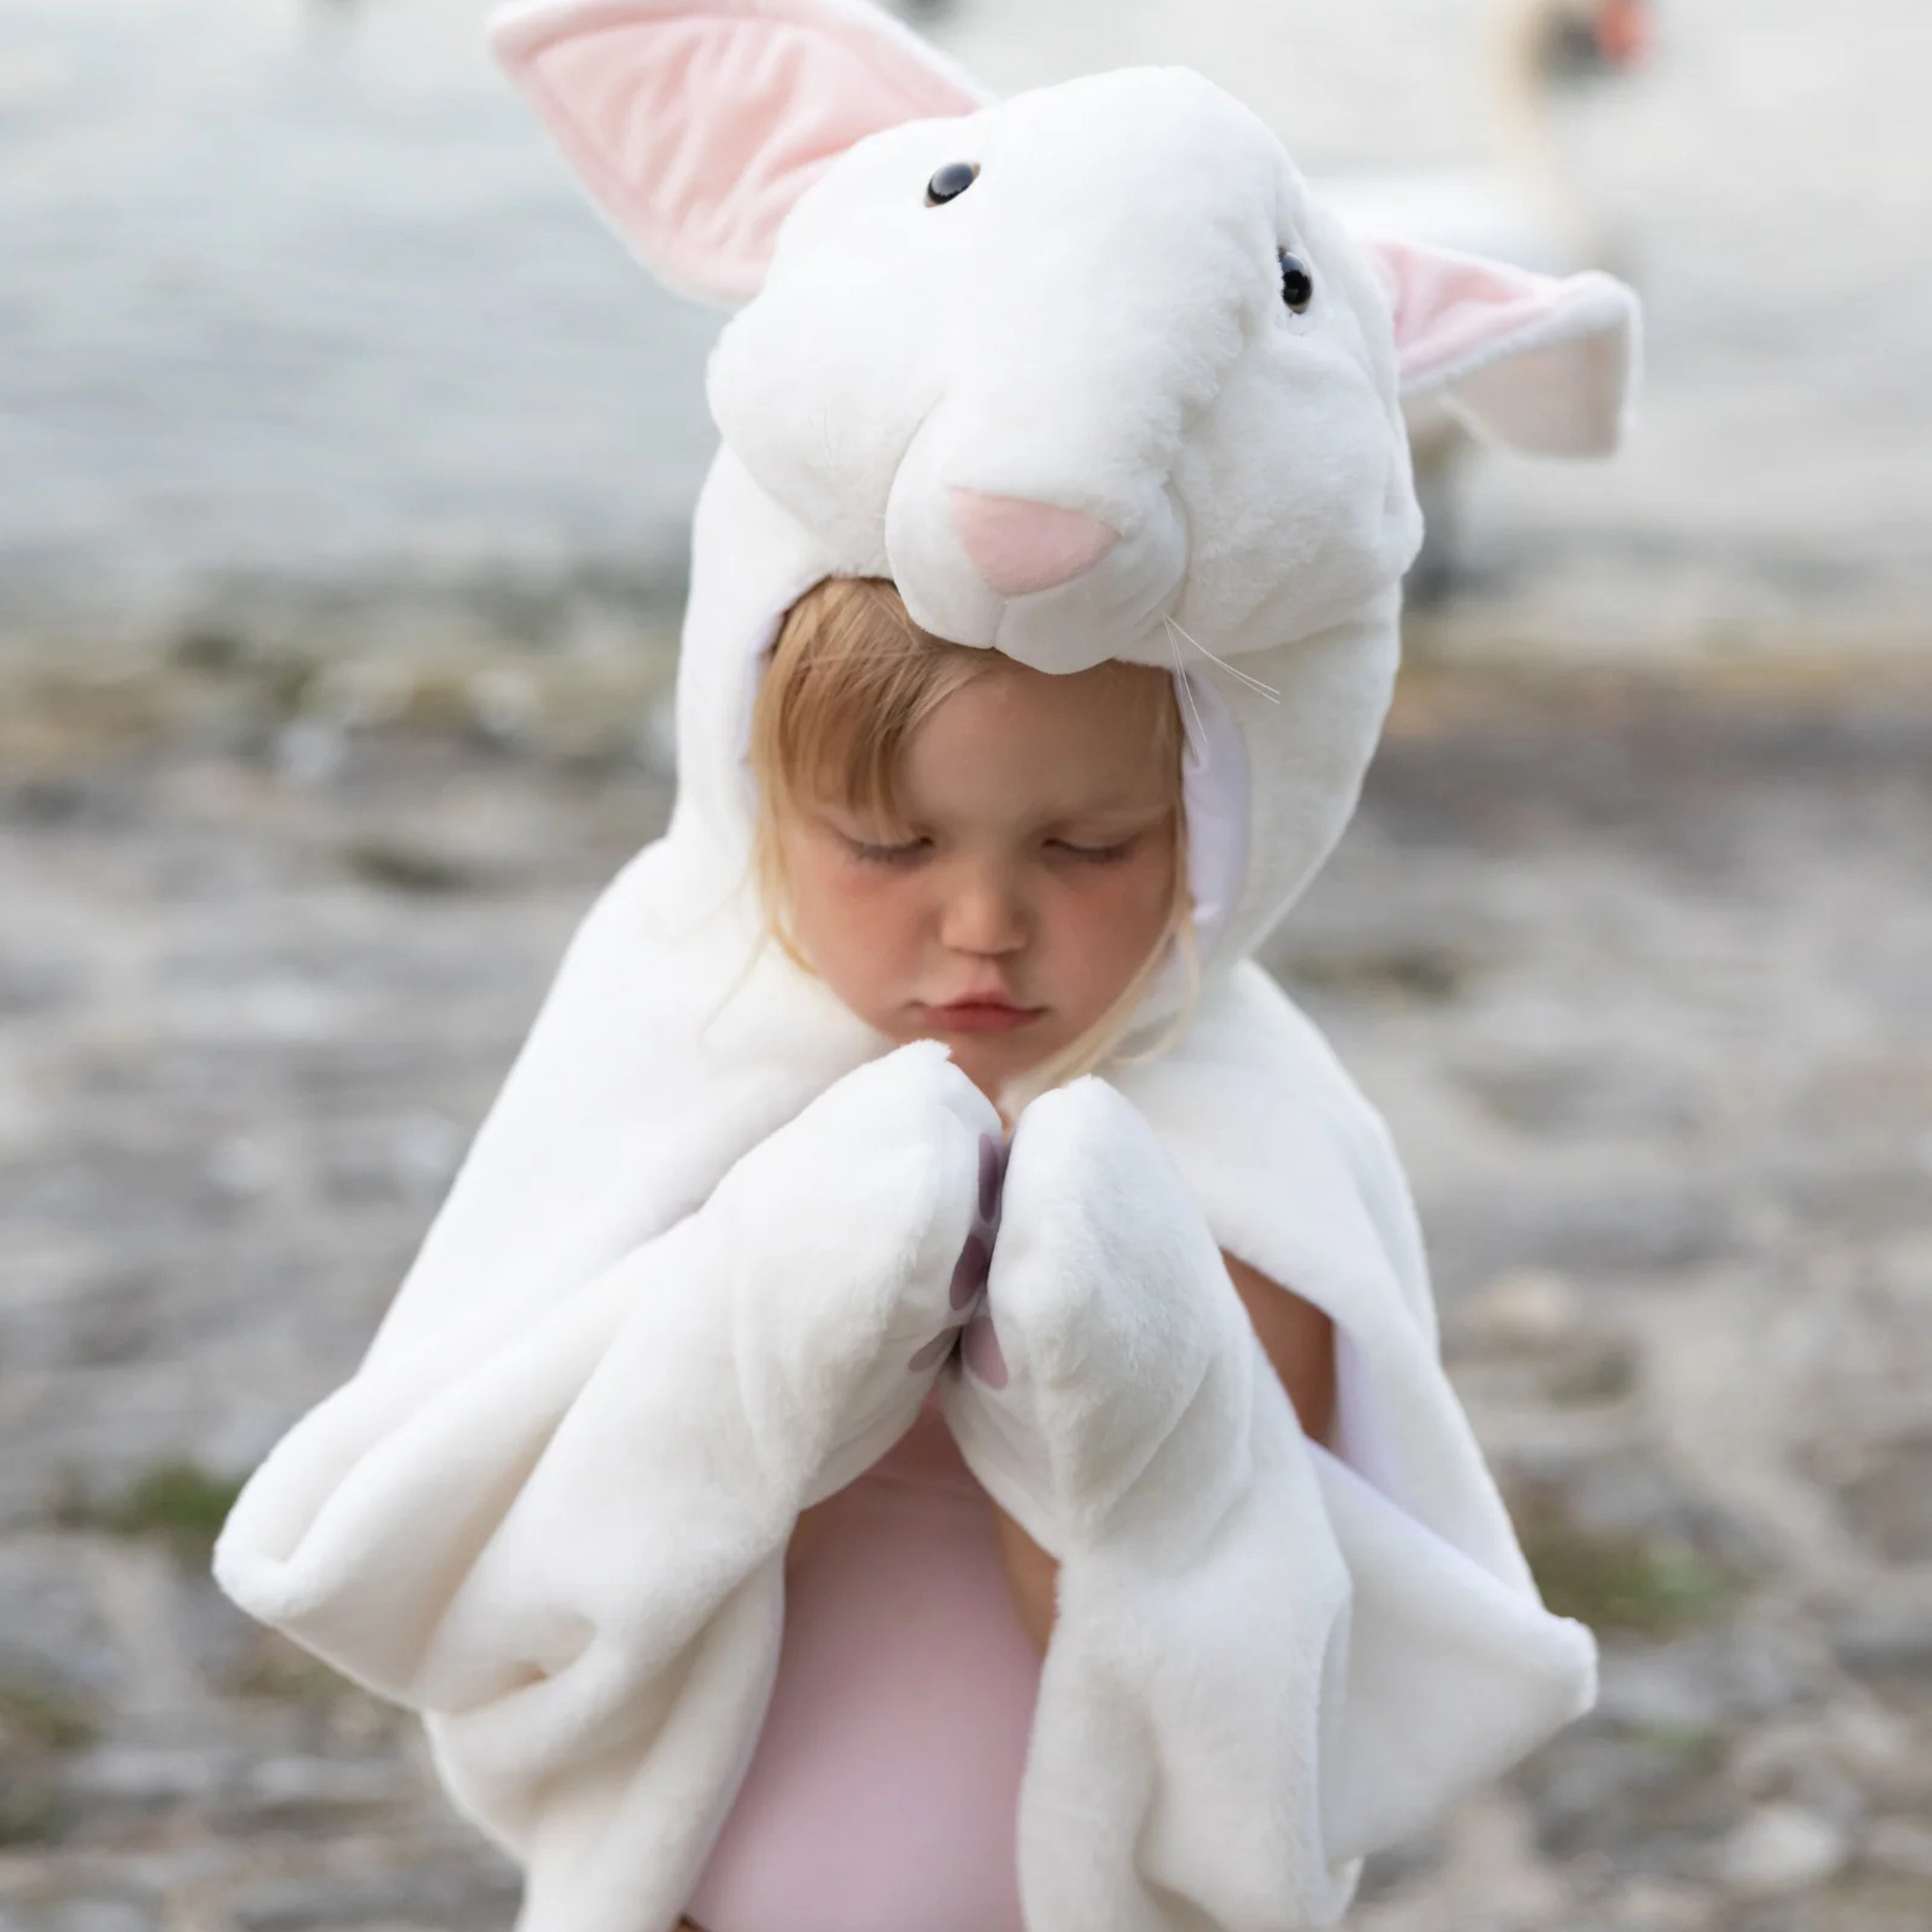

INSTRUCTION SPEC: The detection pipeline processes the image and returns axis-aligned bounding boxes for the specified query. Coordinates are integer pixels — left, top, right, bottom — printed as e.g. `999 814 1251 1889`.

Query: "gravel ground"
1 636 1928 1932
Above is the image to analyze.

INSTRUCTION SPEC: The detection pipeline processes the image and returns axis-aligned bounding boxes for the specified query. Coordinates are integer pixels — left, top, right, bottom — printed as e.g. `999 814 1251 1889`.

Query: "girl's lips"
918 999 1046 1035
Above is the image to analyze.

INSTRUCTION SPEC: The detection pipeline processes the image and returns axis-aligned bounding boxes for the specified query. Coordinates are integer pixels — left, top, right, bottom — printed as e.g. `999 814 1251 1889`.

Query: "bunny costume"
214 4 1641 1930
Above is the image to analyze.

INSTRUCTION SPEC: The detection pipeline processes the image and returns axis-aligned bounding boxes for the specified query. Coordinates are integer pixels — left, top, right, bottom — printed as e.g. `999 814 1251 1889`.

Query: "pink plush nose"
949 489 1119 598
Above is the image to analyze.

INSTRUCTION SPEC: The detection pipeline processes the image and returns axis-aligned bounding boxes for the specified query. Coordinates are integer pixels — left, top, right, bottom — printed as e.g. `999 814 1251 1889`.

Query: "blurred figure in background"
1321 0 1655 598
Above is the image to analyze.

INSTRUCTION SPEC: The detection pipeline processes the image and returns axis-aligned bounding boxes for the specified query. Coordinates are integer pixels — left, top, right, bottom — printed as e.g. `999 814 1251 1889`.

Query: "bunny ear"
487 0 990 305
1366 235 1640 456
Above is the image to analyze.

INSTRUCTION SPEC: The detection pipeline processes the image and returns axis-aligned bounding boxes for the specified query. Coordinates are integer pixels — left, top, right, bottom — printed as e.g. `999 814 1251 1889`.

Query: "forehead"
899 659 1178 819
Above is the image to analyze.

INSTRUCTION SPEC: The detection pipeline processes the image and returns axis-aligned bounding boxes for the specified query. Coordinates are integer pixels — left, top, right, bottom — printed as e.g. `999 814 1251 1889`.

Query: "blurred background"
1 0 1928 1928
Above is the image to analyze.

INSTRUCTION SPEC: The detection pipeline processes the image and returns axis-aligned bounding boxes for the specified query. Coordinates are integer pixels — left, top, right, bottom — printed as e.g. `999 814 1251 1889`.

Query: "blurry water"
0 0 722 628
3 0 1928 641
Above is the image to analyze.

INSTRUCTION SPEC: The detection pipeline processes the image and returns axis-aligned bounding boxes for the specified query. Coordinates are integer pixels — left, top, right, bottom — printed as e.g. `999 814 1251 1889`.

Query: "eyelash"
840 835 1137 867
845 835 929 868
1048 837 1136 865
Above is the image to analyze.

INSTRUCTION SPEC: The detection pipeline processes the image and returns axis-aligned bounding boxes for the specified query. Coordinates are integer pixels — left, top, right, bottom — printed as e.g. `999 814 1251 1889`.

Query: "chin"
939 1037 1011 1083
948 1036 1052 1105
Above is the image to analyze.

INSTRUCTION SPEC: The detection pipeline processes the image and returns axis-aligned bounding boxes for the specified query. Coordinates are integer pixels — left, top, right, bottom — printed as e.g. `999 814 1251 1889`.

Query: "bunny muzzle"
883 422 1193 678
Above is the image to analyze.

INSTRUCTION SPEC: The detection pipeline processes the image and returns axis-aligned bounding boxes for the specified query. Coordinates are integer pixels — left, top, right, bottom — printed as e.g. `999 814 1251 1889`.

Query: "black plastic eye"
926 162 980 206
1279 250 1314 313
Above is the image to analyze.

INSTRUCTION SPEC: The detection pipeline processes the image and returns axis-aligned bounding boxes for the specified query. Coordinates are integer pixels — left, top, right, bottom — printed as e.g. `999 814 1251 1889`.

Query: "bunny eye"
926 162 980 206
1279 250 1315 313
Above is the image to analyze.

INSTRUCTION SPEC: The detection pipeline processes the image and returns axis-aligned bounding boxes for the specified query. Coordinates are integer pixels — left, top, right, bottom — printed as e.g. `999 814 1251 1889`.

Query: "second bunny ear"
487 0 990 305
1368 236 1640 457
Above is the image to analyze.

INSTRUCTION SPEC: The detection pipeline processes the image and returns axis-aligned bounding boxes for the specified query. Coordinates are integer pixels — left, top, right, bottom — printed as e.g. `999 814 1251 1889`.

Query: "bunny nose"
949 489 1119 597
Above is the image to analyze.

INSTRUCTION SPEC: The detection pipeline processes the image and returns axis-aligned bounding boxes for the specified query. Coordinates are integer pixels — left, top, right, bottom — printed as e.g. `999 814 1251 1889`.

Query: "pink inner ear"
1365 232 1638 455
492 0 986 304
1371 235 1578 388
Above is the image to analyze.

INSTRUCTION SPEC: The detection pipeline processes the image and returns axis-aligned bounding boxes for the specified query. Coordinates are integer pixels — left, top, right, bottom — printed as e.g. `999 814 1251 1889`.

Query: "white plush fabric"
216 4 1637 1928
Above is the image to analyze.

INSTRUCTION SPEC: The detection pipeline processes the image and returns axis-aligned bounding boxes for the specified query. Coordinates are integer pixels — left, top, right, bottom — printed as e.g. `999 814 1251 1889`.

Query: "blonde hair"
747 577 1196 1108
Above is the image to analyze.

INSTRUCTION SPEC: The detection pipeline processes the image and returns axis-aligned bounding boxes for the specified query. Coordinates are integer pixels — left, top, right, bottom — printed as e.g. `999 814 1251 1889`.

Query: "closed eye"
1045 836 1137 865
843 833 931 868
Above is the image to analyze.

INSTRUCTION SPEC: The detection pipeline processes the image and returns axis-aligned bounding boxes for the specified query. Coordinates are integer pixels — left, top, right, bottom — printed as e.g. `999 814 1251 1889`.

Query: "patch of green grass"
225 1633 405 1747
0 1677 100 1753
1517 1506 1739 1637
54 1459 244 1562
0 1761 62 1846
343 836 480 894
1281 943 1470 1005
0 1682 91 1849
1624 1721 1729 1770
227 1632 348 1707
1545 1337 1641 1406
170 623 247 673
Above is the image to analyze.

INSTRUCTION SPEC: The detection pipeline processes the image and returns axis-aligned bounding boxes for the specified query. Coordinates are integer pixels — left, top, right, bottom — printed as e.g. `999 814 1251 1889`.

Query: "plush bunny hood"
677 63 1421 977
489 0 1639 978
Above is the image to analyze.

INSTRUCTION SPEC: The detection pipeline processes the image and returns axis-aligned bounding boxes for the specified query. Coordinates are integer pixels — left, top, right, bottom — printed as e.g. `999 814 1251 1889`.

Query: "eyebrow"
1032 800 1176 833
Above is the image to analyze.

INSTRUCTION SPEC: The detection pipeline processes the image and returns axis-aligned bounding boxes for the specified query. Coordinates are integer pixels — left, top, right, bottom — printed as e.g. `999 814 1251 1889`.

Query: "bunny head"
707 63 1421 674
490 0 1640 972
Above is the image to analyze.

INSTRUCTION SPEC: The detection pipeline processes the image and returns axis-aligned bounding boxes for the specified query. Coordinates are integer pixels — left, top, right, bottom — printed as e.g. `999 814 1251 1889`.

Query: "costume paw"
942 1077 1255 1557
703 1041 1003 1503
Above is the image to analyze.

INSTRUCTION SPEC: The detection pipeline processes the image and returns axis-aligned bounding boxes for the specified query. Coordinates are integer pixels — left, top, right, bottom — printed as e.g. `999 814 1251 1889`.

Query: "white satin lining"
1174 667 1249 955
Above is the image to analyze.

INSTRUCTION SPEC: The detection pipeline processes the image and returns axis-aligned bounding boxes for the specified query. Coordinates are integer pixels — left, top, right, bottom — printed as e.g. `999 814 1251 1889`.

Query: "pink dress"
682 1391 1042 1932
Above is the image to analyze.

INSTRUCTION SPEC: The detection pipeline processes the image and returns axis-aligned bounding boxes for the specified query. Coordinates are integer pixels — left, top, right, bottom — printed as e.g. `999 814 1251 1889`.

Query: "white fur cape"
215 4 1640 1928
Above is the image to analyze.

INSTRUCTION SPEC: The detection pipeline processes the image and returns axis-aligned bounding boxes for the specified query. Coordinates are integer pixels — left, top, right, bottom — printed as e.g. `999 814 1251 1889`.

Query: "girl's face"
782 659 1180 1105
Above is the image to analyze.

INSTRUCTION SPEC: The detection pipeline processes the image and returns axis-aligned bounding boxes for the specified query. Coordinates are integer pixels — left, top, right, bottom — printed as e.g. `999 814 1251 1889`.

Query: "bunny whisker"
1164 624 1212 762
1164 615 1281 703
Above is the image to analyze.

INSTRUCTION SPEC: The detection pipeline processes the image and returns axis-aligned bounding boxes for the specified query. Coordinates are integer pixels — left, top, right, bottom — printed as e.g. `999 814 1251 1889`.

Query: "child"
216 4 1642 1929
683 578 1338 1932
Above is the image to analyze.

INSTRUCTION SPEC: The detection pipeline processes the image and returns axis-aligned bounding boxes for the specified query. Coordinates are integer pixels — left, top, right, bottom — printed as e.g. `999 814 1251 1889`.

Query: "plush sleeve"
213 833 989 1932
1113 962 1597 1869
215 1189 800 1932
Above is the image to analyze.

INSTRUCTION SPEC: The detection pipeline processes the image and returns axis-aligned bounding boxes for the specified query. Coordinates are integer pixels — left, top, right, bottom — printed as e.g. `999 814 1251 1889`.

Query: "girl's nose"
949 489 1118 598
941 867 1027 956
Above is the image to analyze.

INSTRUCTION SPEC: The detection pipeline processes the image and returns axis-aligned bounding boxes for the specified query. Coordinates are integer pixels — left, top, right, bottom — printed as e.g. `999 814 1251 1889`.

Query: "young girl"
217 5 1641 1929
681 577 1337 1932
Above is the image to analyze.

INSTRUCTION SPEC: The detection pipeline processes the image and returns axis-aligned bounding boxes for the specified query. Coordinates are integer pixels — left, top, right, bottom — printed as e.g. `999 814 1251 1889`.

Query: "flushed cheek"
795 877 931 1028
1050 865 1174 981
